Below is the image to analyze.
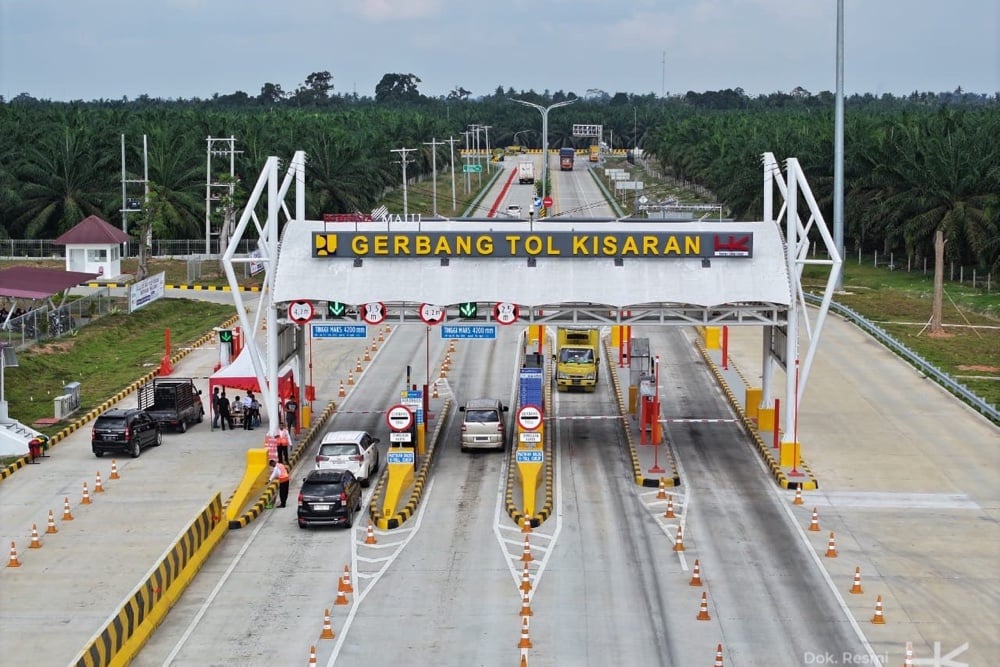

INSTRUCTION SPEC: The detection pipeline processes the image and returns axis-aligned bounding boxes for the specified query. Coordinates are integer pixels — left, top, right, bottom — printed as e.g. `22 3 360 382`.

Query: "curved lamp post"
510 97 578 202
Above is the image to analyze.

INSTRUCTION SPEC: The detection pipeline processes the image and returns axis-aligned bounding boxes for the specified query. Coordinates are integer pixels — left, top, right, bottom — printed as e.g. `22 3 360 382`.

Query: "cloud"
346 0 443 22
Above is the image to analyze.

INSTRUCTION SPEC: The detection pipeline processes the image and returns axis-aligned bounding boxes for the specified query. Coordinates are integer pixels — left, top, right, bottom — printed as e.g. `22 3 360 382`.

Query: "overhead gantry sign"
312 231 754 259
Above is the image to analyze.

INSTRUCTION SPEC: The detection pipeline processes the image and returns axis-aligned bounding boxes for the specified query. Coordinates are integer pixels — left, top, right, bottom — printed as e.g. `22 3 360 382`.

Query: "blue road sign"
441 325 497 339
387 451 416 464
312 324 368 338
515 450 544 463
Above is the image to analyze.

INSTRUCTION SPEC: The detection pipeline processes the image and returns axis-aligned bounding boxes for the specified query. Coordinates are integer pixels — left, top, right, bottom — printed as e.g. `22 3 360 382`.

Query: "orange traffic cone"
793 487 803 505
81 482 91 505
696 591 711 620
664 495 676 519
825 532 838 558
364 347 371 362
849 566 863 594
673 524 685 552
364 521 377 545
28 524 41 549
520 535 534 562
339 565 353 593
689 559 703 586
521 516 533 533
355 357 362 373
442 354 450 370
657 478 667 500
439 366 448 379
8 541 21 567
307 644 317 666
319 608 335 639
339 381 346 397
713 643 724 667
371 340 378 353
520 652 528 667
520 563 532 593
903 641 913 666
347 370 355 386
94 471 105 493
46 509 58 534
62 497 74 521
334 588 348 606
378 328 385 342
448 339 455 353
432 382 439 399
871 595 886 624
519 591 533 617
808 507 820 531
109 459 120 479
517 616 532 649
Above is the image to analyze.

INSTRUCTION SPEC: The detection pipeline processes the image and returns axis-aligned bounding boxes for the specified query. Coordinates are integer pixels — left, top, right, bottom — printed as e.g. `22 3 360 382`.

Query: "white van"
458 398 509 452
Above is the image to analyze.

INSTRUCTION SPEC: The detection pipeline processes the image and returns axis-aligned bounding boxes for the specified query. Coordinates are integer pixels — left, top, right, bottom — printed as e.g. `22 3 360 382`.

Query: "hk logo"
713 234 750 256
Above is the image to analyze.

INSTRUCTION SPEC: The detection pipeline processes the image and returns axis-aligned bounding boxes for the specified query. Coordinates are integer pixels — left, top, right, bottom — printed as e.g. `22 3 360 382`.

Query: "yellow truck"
555 328 600 392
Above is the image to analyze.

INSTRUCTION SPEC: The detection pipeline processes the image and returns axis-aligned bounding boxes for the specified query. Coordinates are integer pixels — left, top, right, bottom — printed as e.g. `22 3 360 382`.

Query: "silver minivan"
458 398 509 452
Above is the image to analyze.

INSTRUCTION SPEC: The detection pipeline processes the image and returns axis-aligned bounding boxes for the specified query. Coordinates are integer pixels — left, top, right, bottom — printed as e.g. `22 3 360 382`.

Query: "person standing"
276 421 291 465
242 392 254 431
218 390 234 431
268 459 290 508
284 395 299 435
211 387 221 429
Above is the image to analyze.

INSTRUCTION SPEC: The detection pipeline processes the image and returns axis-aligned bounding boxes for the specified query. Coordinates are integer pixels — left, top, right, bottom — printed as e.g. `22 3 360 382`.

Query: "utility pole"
461 130 473 194
206 136 241 255
481 124 493 174
390 147 416 218
423 138 444 217
120 133 149 256
833 0 845 290
444 136 459 212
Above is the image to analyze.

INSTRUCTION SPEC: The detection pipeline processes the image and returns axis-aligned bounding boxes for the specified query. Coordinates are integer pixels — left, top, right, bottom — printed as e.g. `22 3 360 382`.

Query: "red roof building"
53 215 130 279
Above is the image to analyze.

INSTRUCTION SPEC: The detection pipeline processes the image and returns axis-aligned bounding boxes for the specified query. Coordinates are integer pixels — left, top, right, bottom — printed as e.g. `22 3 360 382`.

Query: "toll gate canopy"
272 219 792 327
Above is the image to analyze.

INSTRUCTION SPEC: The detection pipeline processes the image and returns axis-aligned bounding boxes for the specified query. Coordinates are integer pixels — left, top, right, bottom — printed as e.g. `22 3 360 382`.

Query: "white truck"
517 161 535 184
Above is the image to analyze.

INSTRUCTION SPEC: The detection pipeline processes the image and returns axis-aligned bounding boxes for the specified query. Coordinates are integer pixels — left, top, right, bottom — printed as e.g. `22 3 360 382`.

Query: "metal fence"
849 248 994 292
1 289 115 349
0 238 256 259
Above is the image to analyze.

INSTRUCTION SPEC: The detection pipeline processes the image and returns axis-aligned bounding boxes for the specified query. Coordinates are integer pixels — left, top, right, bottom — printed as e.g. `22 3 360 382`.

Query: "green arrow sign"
458 302 478 318
328 301 347 317
218 330 233 343
462 164 482 173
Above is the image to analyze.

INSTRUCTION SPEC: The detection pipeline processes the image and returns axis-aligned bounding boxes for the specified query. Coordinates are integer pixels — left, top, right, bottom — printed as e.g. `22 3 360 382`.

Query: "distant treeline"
1 81 997 272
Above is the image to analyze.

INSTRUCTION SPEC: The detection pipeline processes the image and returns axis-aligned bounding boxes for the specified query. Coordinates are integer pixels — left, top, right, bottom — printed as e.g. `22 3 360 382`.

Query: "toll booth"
627 338 651 414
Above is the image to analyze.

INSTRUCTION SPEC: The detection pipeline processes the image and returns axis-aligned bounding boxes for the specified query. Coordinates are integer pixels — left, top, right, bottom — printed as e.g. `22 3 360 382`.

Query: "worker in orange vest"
268 459 290 508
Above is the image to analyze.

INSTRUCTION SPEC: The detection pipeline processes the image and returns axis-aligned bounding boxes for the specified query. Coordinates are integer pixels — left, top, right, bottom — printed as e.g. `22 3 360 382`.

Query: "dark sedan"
297 469 363 529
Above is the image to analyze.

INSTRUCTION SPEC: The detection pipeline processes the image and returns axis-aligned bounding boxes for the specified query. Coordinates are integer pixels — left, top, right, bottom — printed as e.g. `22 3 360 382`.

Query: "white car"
505 204 522 218
315 430 381 487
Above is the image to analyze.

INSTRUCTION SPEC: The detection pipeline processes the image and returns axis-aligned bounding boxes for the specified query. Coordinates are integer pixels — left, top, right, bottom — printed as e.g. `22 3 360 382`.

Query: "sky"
1 0 997 102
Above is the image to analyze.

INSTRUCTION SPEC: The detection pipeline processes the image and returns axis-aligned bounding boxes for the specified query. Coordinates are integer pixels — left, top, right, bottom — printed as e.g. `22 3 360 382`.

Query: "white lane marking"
805 491 980 510
160 516 270 666
326 478 435 666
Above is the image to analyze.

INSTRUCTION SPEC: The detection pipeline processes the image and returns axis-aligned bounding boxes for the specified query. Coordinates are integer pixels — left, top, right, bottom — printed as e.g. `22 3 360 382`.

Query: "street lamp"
512 129 531 149
510 97 578 202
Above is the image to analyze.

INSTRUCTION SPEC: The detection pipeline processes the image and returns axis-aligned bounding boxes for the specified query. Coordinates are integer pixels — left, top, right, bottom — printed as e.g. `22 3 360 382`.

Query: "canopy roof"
0 267 100 300
208 347 298 399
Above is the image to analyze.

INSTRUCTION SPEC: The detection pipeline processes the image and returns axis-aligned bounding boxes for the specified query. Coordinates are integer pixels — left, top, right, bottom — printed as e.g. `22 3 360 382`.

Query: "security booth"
627 337 651 413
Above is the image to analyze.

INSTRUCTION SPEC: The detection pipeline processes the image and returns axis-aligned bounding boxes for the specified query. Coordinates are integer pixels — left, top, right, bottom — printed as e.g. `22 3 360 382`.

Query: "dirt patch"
35 340 76 354
956 364 1000 373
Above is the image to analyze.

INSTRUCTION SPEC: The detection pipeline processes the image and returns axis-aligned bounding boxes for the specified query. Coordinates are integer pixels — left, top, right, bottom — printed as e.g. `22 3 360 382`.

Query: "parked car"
137 378 204 433
315 430 381 486
297 469 363 529
458 398 509 452
91 408 162 458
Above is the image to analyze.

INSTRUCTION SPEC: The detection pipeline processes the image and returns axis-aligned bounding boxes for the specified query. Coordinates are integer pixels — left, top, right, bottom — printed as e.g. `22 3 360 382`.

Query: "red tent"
208 346 298 400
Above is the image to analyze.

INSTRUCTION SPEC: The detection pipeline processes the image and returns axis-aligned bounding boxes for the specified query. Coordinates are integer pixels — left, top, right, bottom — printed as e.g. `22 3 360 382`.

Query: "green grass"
5 299 233 435
804 263 1000 409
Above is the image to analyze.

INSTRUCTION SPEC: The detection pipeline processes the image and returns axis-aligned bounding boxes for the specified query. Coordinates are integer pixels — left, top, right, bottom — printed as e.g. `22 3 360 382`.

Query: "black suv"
91 408 162 458
297 469 363 529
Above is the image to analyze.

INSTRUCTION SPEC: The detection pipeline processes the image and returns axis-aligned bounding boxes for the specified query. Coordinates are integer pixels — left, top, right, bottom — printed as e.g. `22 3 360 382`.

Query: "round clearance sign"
516 405 543 431
385 404 414 432
288 300 314 324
